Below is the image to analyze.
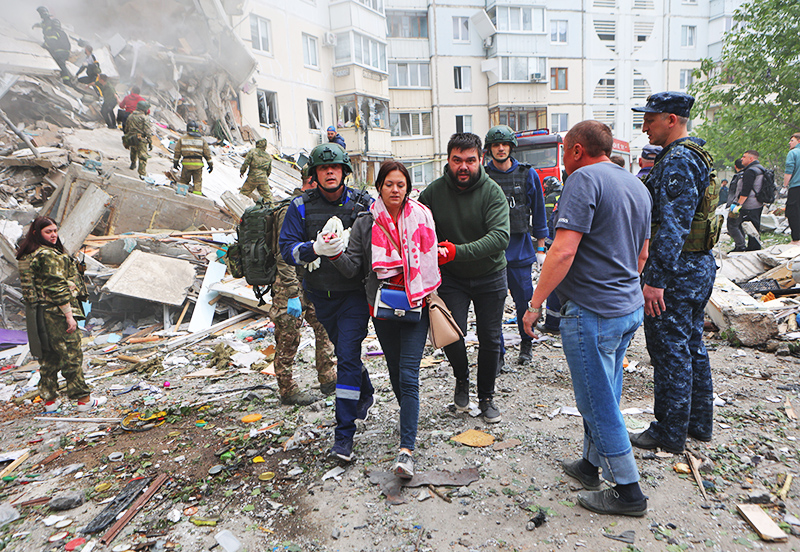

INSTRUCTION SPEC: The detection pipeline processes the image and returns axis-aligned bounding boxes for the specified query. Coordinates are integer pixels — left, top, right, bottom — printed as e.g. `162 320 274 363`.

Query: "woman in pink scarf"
328 160 440 479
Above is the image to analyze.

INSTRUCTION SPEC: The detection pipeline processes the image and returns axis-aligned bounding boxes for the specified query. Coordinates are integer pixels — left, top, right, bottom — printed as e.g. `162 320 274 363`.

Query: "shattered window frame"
302 34 319 68
337 95 358 127
257 90 279 126
307 99 323 130
337 95 389 130
250 14 272 54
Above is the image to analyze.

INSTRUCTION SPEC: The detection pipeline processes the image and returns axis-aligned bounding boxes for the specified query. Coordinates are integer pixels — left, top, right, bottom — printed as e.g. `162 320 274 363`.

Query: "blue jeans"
438 268 507 400
373 313 430 451
307 289 372 447
560 300 643 485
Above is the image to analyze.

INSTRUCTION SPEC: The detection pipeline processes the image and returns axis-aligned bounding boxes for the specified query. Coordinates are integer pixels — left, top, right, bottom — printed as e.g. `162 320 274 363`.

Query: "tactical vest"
301 187 371 293
645 139 722 253
493 163 532 234
178 135 206 167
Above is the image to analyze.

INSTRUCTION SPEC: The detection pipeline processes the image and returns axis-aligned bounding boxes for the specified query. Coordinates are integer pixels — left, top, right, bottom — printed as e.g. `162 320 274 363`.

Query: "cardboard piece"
102 250 195 307
451 429 495 448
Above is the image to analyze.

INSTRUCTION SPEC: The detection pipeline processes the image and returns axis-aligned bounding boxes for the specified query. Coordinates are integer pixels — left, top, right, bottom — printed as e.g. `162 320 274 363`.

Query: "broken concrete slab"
706 277 779 346
59 183 111 254
101 250 195 307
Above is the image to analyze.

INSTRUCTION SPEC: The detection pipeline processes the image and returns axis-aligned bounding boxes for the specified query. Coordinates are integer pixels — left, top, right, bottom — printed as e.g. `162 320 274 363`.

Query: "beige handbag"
427 292 464 348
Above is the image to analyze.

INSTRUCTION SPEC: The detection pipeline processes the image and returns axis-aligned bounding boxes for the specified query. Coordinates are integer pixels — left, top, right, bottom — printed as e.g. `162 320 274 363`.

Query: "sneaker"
76 396 107 412
393 452 414 480
576 488 648 517
43 399 61 413
561 458 602 491
320 381 336 397
329 439 353 463
356 394 374 421
454 379 469 412
479 398 501 423
281 390 320 406
518 341 533 364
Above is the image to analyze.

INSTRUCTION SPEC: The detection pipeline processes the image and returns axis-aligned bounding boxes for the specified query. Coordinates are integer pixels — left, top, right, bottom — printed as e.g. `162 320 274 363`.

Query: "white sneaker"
393 452 414 480
76 396 107 412
43 399 61 413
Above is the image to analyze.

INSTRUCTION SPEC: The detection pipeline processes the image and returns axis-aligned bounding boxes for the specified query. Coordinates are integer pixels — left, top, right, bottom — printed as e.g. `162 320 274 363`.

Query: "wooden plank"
101 473 169 545
0 450 30 479
685 452 708 502
163 311 254 351
59 183 112 255
736 504 788 542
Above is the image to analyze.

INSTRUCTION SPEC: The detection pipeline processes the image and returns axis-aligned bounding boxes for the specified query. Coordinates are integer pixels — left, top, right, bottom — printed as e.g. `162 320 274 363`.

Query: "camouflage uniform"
269 191 336 398
19 247 90 402
641 136 716 451
124 109 152 177
174 133 212 193
239 141 273 201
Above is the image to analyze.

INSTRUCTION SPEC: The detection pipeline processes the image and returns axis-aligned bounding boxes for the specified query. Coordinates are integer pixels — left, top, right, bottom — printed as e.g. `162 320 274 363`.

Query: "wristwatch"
527 304 543 314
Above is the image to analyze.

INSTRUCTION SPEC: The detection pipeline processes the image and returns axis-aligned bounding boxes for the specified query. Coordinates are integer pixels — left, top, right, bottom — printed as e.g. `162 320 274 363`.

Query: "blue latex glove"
729 204 741 217
287 297 302 318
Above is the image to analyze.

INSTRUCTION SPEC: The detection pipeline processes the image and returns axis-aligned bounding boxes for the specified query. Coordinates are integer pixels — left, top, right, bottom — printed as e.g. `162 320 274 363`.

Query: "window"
551 20 567 43
257 90 278 126
302 34 318 68
357 0 383 12
389 62 430 87
455 115 472 133
307 99 322 130
390 112 432 137
551 113 568 133
500 57 545 82
453 16 469 42
550 68 567 90
492 107 546 132
680 69 694 90
335 33 351 64
493 7 545 33
454 66 471 91
681 25 696 47
386 11 428 38
349 33 387 72
250 15 271 53
409 161 433 187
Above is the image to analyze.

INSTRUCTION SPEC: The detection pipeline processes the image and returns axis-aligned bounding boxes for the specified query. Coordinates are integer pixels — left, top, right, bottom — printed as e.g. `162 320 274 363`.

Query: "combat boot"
320 381 336 396
282 390 320 406
518 340 533 364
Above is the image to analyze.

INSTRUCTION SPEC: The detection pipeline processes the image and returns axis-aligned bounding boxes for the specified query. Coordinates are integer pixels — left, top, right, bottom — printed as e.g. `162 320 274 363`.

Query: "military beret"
640 144 663 160
632 91 694 118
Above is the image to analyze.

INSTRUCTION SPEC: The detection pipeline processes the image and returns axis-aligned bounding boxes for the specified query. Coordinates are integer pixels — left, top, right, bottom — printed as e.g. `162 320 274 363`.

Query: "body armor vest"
301 187 371 292
493 163 532 234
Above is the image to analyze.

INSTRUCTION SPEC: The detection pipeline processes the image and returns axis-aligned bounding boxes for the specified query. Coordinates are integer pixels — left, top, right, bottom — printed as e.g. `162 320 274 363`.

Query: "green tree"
689 0 800 171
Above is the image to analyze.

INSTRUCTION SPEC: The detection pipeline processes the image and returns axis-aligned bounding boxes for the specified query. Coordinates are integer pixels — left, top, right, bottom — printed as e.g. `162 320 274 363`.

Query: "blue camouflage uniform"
641 136 716 451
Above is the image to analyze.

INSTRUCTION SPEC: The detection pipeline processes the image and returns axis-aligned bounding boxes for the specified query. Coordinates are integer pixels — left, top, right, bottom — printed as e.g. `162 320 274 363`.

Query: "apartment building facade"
232 0 725 180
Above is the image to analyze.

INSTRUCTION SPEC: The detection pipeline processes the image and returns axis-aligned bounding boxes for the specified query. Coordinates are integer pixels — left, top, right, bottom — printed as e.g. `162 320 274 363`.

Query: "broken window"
257 90 278 126
337 96 358 127
250 15 271 53
307 99 323 130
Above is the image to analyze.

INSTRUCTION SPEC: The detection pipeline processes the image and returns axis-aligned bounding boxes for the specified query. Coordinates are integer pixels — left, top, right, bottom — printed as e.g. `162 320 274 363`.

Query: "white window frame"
386 11 428 38
453 66 471 91
390 112 433 138
409 161 433 187
302 34 319 69
257 90 278 126
495 6 544 33
681 25 696 47
453 16 470 42
389 62 430 88
347 32 387 72
307 99 323 131
550 20 567 43
551 113 568 133
679 69 694 90
455 115 472 133
250 15 272 54
500 56 545 82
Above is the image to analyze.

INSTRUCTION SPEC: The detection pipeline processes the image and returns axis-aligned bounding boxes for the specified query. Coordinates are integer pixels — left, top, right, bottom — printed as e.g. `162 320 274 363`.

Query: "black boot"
518 340 533 364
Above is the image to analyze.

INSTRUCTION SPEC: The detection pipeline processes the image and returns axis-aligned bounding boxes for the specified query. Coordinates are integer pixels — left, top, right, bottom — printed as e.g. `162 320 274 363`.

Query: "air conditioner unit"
530 72 543 82
323 32 337 47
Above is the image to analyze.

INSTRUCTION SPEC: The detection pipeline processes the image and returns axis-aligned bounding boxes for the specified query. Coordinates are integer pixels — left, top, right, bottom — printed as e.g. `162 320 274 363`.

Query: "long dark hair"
16 216 64 259
375 160 412 200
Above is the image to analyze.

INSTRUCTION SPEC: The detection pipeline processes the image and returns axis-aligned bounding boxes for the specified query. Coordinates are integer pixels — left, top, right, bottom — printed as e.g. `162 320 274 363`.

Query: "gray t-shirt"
555 161 652 317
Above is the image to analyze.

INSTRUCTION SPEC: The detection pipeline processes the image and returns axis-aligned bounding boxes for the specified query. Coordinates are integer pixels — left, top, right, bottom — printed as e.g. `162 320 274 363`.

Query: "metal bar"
101 473 169 545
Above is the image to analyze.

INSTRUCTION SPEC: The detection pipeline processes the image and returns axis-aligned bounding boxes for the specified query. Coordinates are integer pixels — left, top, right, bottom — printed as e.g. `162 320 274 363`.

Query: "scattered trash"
215 529 243 552
451 429 495 448
603 530 635 544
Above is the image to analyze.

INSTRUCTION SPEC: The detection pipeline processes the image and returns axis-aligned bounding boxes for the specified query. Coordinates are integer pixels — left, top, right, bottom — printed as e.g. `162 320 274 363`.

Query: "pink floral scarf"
371 196 441 307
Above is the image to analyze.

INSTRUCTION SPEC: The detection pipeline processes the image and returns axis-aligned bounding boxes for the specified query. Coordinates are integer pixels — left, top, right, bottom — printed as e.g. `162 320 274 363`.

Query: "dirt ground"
1 312 800 552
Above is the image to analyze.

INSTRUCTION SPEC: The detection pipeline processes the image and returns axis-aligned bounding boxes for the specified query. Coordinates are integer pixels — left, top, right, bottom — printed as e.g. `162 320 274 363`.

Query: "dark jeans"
727 206 762 250
506 264 533 343
101 103 117 129
438 268 507 400
117 110 131 127
787 187 800 241
373 313 429 451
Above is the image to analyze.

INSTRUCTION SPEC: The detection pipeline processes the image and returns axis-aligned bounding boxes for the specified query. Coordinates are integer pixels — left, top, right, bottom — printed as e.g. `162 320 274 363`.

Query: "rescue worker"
630 92 717 454
239 139 273 201
41 17 71 82
270 165 337 405
123 101 152 179
483 125 548 366
279 143 374 462
327 126 346 149
542 176 563 334
17 216 106 413
96 74 117 129
173 121 213 195
117 86 145 128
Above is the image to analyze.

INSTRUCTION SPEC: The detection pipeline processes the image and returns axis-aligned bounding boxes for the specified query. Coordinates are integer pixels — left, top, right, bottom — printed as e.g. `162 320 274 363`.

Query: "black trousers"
101 102 116 129
787 187 800 241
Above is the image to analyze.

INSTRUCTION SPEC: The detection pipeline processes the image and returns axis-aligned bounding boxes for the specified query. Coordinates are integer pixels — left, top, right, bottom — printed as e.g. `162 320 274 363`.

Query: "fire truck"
513 129 632 183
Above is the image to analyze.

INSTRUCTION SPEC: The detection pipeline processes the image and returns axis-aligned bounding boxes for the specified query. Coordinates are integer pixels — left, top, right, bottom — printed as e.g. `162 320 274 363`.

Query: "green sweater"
419 165 510 278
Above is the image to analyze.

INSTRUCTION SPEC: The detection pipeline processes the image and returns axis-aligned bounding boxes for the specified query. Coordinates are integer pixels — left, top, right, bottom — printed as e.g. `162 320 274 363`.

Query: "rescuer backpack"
755 166 777 205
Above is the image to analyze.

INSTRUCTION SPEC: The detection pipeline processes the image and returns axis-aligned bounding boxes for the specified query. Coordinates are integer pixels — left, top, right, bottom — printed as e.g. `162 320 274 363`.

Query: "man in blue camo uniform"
630 92 716 454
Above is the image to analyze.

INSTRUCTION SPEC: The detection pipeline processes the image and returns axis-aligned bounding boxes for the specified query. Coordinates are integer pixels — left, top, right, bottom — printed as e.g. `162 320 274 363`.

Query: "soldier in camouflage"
124 101 152 179
630 92 716 454
270 166 337 405
239 139 273 201
173 121 213 195
17 217 105 412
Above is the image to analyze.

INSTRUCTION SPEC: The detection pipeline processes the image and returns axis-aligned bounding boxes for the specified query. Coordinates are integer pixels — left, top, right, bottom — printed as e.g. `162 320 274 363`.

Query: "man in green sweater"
419 133 510 423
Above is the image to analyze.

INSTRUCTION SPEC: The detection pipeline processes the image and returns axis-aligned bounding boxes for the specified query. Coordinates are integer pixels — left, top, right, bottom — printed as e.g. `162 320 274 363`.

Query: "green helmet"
307 143 352 177
484 125 518 148
255 138 267 149
136 101 149 112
